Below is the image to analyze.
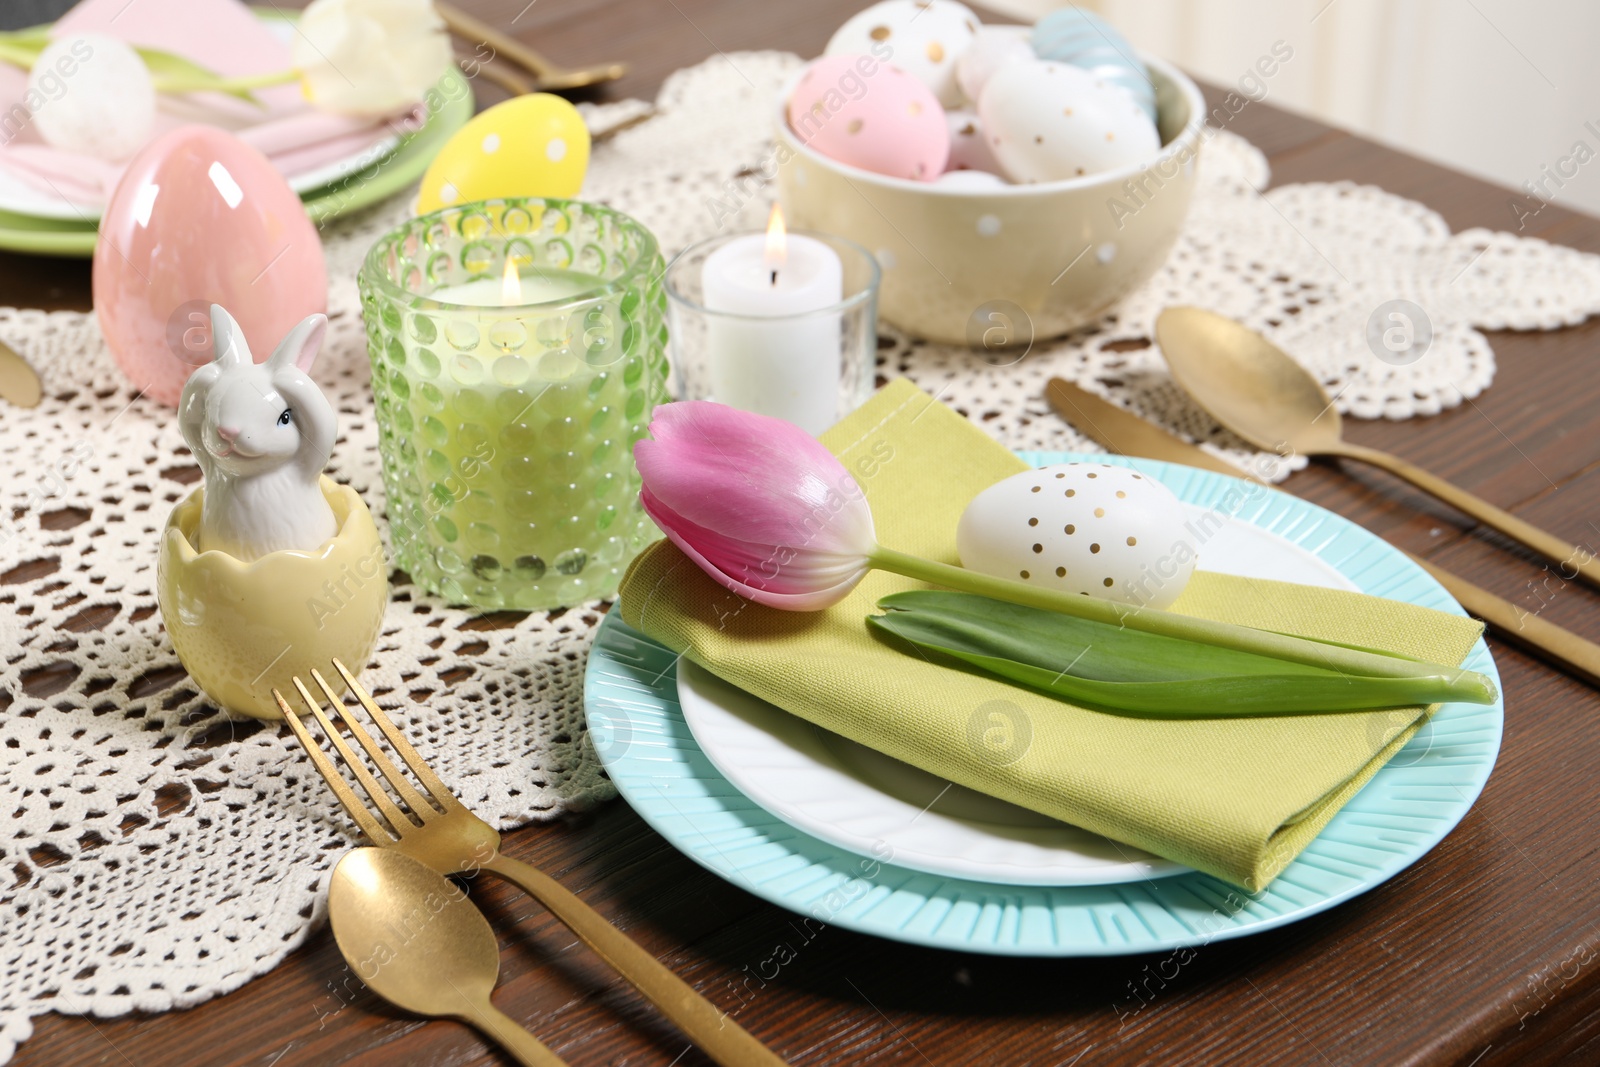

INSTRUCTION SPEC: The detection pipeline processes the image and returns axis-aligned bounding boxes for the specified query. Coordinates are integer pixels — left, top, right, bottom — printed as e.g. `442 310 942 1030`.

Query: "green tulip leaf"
137 47 263 104
0 27 51 50
0 38 46 70
868 590 1497 717
0 32 263 105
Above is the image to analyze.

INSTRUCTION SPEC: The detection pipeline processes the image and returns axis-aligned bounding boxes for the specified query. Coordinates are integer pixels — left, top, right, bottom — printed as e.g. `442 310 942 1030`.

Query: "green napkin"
618 380 1485 891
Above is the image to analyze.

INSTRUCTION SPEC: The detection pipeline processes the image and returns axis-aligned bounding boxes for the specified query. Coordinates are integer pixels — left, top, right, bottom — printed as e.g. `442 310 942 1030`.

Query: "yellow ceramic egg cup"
157 476 389 720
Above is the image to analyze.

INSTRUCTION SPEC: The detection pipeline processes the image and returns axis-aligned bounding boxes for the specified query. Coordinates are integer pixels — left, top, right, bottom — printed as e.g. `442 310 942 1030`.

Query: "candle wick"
770 269 777 286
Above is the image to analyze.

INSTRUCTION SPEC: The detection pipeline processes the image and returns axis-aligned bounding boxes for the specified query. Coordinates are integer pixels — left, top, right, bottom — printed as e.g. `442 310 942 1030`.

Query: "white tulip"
291 0 452 117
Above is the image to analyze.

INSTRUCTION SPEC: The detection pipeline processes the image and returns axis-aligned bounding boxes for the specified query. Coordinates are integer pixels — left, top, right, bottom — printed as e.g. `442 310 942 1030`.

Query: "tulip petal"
641 487 870 610
635 402 877 558
634 402 879 613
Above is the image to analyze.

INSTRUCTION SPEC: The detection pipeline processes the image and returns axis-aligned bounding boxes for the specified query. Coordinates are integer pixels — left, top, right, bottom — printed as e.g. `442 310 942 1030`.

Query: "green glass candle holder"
358 198 669 610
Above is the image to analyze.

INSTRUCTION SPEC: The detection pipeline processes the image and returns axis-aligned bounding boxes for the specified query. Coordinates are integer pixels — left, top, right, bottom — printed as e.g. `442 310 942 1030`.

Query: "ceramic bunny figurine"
178 304 338 562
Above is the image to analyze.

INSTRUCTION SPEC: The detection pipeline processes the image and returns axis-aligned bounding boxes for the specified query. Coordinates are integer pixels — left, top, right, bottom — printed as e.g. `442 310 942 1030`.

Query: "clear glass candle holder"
358 198 669 610
664 231 880 434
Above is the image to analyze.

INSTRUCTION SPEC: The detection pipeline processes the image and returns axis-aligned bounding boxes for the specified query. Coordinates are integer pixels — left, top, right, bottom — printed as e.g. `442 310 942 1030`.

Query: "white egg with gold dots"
978 61 1160 183
956 462 1198 608
825 0 981 107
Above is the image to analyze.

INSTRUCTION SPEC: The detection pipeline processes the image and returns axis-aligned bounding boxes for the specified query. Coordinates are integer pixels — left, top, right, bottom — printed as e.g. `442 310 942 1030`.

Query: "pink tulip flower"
635 402 877 610
628 400 1498 705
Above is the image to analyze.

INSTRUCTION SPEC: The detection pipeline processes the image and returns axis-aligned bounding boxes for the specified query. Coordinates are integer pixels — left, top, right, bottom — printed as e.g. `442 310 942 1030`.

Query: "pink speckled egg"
788 54 948 181
94 125 327 407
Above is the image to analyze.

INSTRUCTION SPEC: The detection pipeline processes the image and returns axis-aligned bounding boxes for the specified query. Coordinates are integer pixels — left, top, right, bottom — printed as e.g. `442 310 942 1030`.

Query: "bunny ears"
209 304 329 374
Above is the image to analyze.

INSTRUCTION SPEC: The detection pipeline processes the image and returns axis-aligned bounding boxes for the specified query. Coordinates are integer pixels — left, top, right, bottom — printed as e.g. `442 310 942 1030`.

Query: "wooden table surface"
14 2 1600 1065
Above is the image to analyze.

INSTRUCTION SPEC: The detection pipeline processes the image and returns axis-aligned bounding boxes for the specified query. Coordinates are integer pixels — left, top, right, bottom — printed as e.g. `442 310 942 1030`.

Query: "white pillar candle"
701 206 843 435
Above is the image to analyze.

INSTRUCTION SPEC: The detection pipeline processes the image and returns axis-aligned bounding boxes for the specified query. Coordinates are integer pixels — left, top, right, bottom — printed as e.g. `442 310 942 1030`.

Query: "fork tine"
291 676 417 836
309 668 441 819
274 687 393 845
332 658 462 812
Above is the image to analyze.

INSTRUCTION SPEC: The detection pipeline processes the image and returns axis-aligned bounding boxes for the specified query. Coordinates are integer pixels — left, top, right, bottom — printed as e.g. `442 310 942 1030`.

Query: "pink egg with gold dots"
787 54 948 182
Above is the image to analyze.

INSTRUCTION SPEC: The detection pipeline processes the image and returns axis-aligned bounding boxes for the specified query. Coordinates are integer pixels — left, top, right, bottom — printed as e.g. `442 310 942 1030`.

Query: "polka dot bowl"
357 197 669 610
774 51 1205 346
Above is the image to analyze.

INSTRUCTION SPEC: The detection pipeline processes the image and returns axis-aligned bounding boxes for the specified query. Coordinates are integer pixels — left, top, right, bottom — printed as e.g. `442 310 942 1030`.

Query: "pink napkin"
0 0 427 210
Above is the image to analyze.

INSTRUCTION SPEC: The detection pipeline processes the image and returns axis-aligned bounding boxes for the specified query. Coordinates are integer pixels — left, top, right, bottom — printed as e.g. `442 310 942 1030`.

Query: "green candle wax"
367 264 668 609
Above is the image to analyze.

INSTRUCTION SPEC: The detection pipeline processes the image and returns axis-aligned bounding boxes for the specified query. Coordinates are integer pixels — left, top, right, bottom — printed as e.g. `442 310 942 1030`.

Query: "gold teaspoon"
327 848 568 1067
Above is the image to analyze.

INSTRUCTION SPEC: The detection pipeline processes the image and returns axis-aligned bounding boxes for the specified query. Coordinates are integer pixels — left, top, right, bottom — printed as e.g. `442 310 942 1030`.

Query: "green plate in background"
0 23 472 258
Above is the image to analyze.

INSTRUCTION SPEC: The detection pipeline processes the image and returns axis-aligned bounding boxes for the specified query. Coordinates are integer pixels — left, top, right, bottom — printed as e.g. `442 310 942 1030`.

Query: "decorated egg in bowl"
825 0 980 106
979 61 1160 183
787 53 949 181
775 50 1206 343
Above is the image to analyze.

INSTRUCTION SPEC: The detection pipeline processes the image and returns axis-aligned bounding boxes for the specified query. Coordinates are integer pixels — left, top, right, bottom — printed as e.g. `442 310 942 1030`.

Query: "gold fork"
274 660 788 1067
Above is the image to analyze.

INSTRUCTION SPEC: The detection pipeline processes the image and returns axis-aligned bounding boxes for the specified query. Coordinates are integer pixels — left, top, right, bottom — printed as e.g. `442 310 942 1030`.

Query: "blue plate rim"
583 452 1503 956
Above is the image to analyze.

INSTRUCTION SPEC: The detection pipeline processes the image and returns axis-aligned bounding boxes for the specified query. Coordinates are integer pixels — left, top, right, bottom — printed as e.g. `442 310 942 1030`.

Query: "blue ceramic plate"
583 453 1502 956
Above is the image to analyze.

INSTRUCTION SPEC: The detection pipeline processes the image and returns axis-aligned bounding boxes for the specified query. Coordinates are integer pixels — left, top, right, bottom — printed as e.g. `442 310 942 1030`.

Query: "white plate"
676 503 1359 887
0 17 402 222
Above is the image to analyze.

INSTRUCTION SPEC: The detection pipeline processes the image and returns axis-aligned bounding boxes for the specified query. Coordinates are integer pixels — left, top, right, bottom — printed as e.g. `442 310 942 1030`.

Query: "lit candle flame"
501 257 523 304
764 203 787 283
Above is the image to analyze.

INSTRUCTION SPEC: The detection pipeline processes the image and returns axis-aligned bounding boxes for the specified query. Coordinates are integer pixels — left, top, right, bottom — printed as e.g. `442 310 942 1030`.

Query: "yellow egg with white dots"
416 93 590 214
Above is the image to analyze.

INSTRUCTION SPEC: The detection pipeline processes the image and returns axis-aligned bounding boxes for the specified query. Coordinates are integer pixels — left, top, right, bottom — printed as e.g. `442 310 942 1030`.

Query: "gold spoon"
1155 306 1600 588
327 848 568 1067
437 2 627 91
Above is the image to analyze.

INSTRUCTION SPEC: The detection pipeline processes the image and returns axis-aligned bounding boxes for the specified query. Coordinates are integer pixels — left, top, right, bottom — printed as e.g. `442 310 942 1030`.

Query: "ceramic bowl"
157 477 388 719
774 52 1206 345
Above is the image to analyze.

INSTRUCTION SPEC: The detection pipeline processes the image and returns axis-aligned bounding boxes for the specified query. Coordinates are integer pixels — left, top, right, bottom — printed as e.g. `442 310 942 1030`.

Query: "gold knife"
1046 377 1600 687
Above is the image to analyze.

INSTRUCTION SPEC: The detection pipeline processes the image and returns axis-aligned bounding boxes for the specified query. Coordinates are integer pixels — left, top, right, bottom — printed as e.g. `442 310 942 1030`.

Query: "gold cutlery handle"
1044 377 1600 688
1407 554 1600 686
1339 442 1600 590
463 54 535 96
484 854 788 1067
436 1 625 89
437 1 556 78
0 338 42 408
466 1001 570 1067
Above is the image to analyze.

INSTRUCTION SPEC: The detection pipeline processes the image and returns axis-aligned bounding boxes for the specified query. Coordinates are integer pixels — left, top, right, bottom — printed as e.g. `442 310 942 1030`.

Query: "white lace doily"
6 51 1600 1063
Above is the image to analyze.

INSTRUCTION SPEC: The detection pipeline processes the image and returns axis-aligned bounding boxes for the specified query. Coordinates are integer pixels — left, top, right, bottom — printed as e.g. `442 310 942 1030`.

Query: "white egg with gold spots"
956 462 1197 608
825 0 980 107
416 93 590 215
978 60 1159 183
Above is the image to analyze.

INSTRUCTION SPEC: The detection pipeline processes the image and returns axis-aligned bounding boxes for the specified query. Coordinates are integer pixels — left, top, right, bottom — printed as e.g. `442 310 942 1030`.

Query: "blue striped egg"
1030 9 1156 121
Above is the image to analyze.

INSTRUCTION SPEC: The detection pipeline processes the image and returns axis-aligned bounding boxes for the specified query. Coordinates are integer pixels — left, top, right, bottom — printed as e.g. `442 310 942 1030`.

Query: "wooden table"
15 2 1600 1064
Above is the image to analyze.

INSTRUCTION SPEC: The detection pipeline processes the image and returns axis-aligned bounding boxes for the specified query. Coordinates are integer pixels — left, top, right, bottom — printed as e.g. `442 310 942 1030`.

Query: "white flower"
291 0 451 117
